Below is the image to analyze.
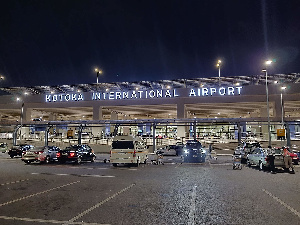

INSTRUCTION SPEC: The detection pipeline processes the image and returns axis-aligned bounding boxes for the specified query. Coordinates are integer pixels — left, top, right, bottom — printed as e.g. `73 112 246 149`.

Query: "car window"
112 141 134 149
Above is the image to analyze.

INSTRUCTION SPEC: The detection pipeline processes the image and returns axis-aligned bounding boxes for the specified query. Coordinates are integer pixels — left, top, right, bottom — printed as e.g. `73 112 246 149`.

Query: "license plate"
193 155 198 157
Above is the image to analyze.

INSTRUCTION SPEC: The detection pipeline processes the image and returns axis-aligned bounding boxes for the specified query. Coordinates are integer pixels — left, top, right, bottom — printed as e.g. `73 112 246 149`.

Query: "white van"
110 135 148 167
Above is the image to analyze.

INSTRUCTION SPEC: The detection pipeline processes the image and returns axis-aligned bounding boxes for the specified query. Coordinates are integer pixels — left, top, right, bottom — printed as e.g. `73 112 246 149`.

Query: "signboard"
277 128 285 140
45 86 243 103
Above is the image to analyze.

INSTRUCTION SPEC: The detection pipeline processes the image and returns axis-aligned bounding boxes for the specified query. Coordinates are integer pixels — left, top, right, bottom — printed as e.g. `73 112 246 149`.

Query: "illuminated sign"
189 86 242 97
92 89 178 100
45 86 242 102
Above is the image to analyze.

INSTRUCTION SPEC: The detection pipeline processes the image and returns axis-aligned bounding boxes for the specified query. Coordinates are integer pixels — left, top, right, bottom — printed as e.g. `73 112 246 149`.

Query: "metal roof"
0 73 299 96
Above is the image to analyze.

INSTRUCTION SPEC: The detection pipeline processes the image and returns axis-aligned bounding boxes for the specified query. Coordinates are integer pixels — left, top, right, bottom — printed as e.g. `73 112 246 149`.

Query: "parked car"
155 145 177 156
57 145 96 164
22 146 45 164
38 146 61 163
0 142 8 153
247 147 285 171
235 141 261 163
271 147 299 165
182 140 206 163
8 144 34 158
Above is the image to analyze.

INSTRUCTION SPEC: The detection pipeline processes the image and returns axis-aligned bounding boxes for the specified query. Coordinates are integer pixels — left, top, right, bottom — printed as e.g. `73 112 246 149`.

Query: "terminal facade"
0 74 300 149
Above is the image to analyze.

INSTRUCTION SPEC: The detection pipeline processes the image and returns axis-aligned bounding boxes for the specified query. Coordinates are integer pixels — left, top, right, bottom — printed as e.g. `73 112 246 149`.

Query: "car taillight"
56 152 61 158
70 152 75 157
34 151 43 154
133 150 136 157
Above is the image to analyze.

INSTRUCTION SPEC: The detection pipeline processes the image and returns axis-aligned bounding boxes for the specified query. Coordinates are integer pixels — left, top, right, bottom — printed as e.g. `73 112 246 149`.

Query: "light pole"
94 68 102 84
216 60 221 86
280 86 286 127
262 60 273 147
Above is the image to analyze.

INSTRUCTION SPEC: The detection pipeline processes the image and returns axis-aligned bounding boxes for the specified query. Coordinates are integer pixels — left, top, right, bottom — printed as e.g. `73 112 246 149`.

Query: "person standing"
283 147 295 174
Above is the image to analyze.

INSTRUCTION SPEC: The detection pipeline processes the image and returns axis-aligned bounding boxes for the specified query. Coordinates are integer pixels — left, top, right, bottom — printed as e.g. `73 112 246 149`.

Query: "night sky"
1 0 300 87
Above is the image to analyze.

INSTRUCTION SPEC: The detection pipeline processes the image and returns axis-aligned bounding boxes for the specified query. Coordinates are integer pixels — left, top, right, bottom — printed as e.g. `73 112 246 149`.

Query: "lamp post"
94 68 102 84
216 60 221 86
262 60 273 147
280 86 286 127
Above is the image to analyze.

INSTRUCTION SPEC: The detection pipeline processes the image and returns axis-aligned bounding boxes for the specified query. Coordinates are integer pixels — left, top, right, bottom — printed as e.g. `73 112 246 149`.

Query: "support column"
45 126 49 146
22 107 32 123
110 111 118 135
177 102 187 138
152 123 156 153
93 106 103 120
274 98 282 121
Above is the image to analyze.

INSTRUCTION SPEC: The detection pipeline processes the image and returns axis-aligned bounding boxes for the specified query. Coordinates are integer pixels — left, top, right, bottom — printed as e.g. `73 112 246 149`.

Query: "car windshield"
112 141 134 149
186 142 201 148
245 142 260 148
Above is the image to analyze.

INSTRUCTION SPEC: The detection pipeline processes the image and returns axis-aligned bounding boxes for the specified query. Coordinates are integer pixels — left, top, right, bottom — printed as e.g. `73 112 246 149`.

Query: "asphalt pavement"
0 152 299 225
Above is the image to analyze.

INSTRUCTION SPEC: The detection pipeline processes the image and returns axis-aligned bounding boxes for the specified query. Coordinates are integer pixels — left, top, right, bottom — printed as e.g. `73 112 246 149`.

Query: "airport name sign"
45 86 242 102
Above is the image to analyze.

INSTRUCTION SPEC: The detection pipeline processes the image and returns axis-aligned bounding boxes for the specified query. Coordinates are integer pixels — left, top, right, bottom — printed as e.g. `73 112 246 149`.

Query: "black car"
8 144 34 158
182 140 206 163
57 145 96 164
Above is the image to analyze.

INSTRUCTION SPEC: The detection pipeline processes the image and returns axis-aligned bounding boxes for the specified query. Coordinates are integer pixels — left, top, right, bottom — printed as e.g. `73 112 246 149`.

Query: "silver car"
247 147 285 171
22 146 60 164
38 146 61 163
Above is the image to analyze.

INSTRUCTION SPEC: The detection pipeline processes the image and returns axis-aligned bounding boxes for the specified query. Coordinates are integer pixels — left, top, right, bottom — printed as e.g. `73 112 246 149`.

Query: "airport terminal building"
0 74 300 148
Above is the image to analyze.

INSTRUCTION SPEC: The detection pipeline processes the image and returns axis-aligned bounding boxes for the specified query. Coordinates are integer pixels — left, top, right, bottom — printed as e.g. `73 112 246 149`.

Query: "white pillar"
177 102 187 138
93 106 103 120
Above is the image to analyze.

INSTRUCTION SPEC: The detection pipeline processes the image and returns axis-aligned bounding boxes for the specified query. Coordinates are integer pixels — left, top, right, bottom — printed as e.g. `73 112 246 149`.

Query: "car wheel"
112 163 117 167
91 156 96 162
76 157 82 164
45 156 50 164
25 160 31 164
10 155 14 158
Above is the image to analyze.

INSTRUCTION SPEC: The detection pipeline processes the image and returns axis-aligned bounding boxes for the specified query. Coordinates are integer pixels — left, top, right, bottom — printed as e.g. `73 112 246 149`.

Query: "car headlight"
184 148 188 154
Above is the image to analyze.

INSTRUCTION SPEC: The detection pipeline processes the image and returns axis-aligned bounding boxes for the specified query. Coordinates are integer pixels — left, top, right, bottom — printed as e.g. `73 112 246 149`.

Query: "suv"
8 144 34 158
57 145 96 164
182 140 206 163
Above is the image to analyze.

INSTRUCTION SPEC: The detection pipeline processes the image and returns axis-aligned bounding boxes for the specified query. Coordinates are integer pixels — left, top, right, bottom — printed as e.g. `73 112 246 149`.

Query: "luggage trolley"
232 154 242 170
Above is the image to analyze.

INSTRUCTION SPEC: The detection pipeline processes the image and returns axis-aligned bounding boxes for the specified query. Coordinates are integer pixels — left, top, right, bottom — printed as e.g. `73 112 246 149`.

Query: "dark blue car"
182 140 206 163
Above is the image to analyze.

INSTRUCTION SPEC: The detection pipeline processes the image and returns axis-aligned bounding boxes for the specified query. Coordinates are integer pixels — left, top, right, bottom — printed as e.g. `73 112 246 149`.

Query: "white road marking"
0 215 109 224
31 173 114 178
67 183 136 224
81 175 115 178
0 179 29 186
263 189 300 218
0 181 80 207
188 185 197 225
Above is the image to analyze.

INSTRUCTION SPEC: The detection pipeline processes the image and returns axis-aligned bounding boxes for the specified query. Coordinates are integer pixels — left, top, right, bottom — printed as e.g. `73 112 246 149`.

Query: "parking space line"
67 183 136 224
0 179 29 186
0 181 80 207
0 215 109 224
188 185 197 225
262 189 300 218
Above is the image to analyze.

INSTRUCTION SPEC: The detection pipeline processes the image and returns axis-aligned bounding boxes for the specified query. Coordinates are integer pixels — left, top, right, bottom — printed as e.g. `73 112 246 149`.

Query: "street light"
262 59 273 147
280 86 286 127
94 68 102 84
216 60 222 85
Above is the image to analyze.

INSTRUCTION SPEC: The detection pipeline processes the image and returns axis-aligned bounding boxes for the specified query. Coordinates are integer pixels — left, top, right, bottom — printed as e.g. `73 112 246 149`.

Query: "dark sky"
0 0 300 87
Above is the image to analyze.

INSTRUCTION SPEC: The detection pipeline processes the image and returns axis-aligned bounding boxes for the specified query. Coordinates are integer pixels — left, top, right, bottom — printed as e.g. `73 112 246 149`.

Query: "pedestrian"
268 147 276 174
283 147 295 174
208 143 212 159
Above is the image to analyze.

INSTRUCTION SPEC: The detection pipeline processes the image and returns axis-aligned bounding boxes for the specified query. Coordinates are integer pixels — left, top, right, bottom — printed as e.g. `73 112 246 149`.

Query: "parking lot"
0 152 300 225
